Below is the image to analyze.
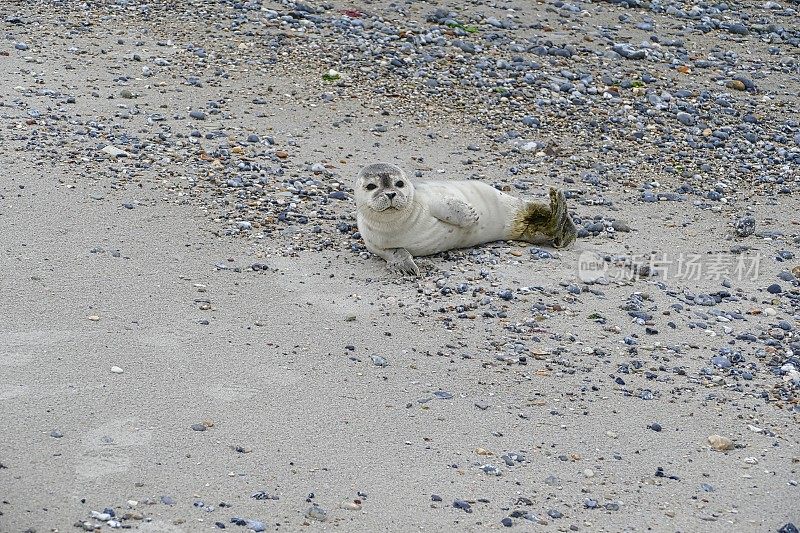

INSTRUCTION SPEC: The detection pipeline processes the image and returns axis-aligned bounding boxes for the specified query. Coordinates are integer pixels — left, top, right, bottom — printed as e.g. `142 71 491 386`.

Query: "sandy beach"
1 0 798 531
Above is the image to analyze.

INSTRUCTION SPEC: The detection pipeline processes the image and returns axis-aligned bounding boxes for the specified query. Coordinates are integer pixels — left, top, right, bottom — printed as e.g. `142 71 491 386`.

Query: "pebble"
370 355 388 367
189 110 206 120
611 220 631 232
734 216 756 237
453 500 472 513
676 112 695 126
613 43 647 60
110 366 124 374
726 80 747 91
100 146 129 158
339 501 362 511
712 356 732 369
544 475 560 486
708 435 734 452
305 506 328 521
245 520 265 531
480 463 501 476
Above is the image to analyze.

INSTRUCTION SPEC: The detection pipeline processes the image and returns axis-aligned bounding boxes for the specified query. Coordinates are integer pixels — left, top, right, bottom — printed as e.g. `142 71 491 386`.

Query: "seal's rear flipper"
549 188 577 249
513 188 577 248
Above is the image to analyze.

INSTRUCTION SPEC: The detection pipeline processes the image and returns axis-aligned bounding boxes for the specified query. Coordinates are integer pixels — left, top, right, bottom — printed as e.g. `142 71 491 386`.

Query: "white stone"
101 145 129 158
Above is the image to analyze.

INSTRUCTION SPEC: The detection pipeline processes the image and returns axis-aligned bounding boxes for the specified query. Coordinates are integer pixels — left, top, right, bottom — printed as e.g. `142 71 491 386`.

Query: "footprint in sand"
75 452 133 479
0 350 34 367
75 418 153 479
204 367 301 402
0 384 29 400
0 329 78 367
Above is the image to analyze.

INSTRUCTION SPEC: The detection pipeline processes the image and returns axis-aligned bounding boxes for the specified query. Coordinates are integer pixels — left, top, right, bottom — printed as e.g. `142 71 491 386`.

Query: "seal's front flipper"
382 247 420 277
429 198 480 228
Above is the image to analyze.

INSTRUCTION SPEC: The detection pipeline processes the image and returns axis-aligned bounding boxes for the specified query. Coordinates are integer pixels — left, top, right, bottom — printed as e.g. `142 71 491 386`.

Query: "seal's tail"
513 188 577 248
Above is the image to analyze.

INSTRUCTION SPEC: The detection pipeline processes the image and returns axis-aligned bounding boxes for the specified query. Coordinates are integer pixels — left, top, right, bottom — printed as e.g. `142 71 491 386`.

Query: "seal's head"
355 163 414 213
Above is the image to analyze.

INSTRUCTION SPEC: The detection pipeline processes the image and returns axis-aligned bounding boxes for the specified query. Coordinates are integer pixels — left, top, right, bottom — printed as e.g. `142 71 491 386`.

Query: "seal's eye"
366 183 377 191
395 180 405 188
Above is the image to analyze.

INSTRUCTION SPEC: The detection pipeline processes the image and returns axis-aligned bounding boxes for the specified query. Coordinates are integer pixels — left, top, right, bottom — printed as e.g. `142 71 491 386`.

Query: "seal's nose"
386 192 397 200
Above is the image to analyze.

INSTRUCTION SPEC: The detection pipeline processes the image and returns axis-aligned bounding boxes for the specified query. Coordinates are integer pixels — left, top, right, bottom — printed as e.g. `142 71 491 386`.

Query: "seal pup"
355 162 577 276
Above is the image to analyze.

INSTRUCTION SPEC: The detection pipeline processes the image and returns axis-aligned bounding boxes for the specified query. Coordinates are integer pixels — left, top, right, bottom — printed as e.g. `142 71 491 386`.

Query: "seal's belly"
399 208 510 257
401 218 473 257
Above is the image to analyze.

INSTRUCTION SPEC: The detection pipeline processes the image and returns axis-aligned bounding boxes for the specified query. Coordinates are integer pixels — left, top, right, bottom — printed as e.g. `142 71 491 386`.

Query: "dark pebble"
766 284 782 294
453 499 472 512
735 216 756 237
